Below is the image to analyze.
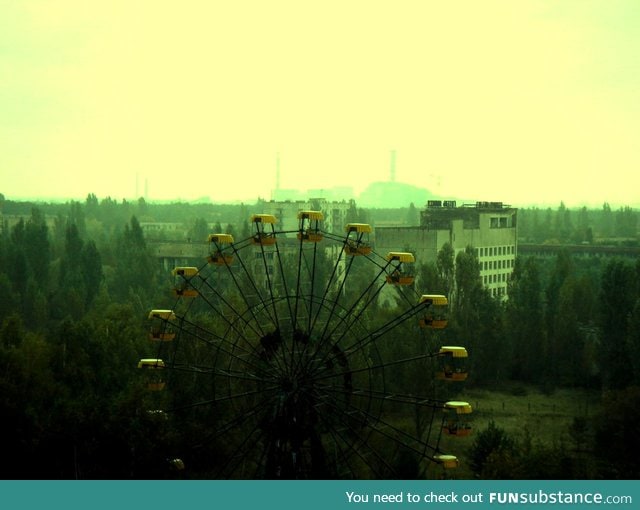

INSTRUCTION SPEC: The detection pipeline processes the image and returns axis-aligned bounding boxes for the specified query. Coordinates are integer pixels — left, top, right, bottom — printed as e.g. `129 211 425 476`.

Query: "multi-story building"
256 198 353 237
374 201 518 298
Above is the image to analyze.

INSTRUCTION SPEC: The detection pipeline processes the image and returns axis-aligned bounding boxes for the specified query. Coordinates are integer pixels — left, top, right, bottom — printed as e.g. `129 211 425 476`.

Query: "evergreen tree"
505 257 546 382
111 216 159 307
436 242 455 300
24 207 51 286
452 246 483 333
188 217 209 242
599 259 637 390
80 240 103 306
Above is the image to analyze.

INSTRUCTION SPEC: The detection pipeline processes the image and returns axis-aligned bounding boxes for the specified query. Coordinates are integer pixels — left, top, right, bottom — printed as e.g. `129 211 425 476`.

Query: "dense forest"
0 194 639 479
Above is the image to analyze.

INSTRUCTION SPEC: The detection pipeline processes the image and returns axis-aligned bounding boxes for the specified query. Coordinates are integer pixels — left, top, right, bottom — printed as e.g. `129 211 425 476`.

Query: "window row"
481 259 514 271
476 245 516 257
491 286 507 297
484 273 510 285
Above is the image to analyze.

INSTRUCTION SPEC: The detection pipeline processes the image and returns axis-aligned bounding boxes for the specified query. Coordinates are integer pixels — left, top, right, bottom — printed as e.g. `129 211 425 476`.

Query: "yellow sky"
2 0 639 206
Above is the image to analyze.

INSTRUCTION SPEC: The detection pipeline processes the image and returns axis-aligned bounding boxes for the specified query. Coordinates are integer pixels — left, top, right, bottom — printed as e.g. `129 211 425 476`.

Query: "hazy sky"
2 1 639 206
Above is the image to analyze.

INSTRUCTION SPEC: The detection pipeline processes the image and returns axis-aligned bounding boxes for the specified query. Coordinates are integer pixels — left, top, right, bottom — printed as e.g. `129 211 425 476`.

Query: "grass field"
438 384 601 478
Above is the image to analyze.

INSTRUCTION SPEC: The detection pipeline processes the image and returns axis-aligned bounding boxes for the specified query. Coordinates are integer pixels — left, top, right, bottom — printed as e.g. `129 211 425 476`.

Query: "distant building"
374 201 518 298
257 198 353 236
270 189 302 202
357 181 432 208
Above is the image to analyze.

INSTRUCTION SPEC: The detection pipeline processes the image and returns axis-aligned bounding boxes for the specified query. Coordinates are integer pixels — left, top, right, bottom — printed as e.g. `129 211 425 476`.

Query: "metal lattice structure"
140 212 471 478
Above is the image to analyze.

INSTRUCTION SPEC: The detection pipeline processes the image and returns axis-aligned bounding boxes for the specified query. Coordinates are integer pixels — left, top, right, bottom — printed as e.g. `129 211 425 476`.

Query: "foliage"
592 386 640 478
468 420 516 476
0 196 639 478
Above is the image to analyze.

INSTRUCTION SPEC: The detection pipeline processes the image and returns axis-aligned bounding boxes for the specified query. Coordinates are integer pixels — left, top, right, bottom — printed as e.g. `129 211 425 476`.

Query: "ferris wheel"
138 211 471 479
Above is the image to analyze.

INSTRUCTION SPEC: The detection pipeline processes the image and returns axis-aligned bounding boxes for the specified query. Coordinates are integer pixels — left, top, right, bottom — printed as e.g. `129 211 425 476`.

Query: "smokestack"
276 152 281 191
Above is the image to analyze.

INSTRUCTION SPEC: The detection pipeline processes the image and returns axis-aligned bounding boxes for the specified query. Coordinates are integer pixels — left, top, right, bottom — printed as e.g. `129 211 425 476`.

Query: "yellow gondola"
208 233 234 266
433 454 459 469
251 214 277 245
297 210 324 242
137 358 166 391
148 310 176 341
385 252 416 285
344 223 372 256
418 294 448 329
443 401 473 437
436 346 468 381
172 266 199 298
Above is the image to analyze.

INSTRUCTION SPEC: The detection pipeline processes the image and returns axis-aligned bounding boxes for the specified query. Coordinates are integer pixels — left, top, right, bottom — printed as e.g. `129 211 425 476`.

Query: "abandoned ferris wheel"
138 211 471 478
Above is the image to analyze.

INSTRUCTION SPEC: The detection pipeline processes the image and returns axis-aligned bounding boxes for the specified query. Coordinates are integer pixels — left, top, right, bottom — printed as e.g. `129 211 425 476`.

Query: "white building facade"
374 201 518 298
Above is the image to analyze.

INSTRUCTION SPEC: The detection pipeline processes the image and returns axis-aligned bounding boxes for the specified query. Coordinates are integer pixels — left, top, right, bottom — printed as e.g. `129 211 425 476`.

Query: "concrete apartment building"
374 201 518 298
257 198 353 236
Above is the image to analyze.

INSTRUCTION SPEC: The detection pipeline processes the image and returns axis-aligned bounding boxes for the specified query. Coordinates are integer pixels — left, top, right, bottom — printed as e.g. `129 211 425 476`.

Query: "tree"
111 216 159 306
436 242 455 300
600 202 614 238
505 256 546 382
452 246 483 332
188 217 209 242
406 202 419 226
24 207 51 285
599 259 637 390
0 272 16 320
469 421 516 477
80 240 103 306
545 250 572 382
593 386 640 477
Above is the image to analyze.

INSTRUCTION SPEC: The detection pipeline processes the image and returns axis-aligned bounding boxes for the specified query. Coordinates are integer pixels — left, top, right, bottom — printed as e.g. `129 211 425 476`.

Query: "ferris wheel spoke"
194 284 291 375
273 239 295 325
313 406 386 478
305 242 320 333
292 237 306 333
169 385 280 413
313 352 434 382
313 390 402 478
187 397 282 478
320 273 387 348
214 414 274 479
317 386 440 456
327 301 428 369
227 241 280 331
197 276 265 339
320 383 443 409
305 251 389 373
170 318 276 377
293 294 371 384
189 393 278 450
310 237 352 337
168 363 273 383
